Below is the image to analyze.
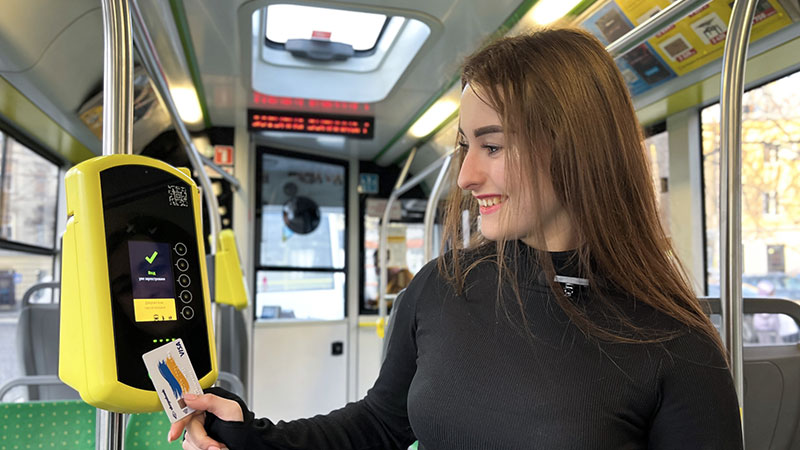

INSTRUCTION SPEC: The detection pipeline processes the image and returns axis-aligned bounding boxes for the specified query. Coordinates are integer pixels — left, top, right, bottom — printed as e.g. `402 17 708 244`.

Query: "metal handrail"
199 154 242 191
606 0 712 58
719 0 760 434
0 375 66 401
101 0 133 159
699 297 800 319
377 150 457 331
0 372 246 403
21 282 60 306
423 154 452 262
130 0 221 254
214 372 246 399
378 147 417 325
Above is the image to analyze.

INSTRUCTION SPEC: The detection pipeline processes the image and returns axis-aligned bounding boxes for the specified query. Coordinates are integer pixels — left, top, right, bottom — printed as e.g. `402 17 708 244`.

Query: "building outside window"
0 129 62 401
702 70 800 344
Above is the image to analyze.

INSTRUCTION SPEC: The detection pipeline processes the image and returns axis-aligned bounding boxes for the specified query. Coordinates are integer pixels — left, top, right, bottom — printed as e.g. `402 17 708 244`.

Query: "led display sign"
252 92 372 113
248 109 374 139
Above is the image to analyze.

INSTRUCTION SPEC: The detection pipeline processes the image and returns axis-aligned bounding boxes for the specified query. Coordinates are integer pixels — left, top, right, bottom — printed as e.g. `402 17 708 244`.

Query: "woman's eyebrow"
473 125 503 137
457 125 503 138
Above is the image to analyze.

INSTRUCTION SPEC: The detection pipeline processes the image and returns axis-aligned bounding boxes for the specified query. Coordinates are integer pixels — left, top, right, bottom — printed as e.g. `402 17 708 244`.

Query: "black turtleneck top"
205 243 743 450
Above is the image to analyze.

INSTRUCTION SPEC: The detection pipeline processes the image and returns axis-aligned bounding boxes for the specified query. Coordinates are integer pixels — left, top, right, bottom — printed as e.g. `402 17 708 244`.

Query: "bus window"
255 149 347 320
644 123 670 236
0 136 59 249
709 312 800 346
703 70 800 307
362 199 437 314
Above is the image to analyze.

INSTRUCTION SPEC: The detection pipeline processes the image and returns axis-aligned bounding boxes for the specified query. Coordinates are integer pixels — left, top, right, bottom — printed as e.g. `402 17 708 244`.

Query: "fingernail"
184 393 197 400
209 447 220 450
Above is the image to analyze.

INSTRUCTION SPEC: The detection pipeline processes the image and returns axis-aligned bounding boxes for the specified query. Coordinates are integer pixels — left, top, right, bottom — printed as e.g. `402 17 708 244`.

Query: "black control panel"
101 165 212 391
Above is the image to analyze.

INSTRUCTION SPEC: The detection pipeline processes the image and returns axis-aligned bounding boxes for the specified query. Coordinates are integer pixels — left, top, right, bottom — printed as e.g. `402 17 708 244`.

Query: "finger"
168 414 195 442
182 439 214 450
183 393 243 422
183 438 201 450
184 414 225 450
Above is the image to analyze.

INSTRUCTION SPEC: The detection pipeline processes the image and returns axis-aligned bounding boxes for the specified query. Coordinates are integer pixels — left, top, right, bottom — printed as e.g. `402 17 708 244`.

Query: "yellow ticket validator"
59 155 217 413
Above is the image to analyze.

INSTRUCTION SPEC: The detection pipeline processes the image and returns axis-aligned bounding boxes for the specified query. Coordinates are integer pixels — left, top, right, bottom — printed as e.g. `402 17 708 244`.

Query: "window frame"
263 5 392 57
0 119 63 255
0 117 65 309
253 146 349 321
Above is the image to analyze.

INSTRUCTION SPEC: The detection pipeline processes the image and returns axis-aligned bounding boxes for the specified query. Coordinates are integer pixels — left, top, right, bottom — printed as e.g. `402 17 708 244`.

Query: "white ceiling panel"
0 0 526 166
184 0 525 162
0 0 99 72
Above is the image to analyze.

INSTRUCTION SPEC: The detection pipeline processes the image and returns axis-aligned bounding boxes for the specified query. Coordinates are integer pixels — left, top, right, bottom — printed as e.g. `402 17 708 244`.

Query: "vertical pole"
99 0 133 448
423 155 452 262
95 409 125 450
101 0 133 157
461 210 470 248
719 0 759 440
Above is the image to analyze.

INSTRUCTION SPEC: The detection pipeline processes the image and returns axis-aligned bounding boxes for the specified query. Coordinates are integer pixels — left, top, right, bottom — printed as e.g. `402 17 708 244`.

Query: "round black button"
180 290 192 304
174 243 187 256
181 306 194 320
176 258 189 272
178 274 191 288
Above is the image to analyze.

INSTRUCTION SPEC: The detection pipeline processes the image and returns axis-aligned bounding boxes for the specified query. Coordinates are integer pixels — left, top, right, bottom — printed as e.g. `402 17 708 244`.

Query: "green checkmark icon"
145 251 158 264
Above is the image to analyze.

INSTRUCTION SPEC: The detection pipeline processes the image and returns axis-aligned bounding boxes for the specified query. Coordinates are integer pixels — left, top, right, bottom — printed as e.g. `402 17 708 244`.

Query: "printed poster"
580 1 678 96
613 0 792 76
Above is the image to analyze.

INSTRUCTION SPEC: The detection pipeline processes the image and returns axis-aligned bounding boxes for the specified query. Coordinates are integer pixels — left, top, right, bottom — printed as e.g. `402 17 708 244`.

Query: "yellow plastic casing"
58 154 218 413
214 229 249 310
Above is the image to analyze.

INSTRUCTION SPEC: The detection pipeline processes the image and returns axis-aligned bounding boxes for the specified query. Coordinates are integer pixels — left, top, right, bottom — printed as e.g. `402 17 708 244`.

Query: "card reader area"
101 165 211 391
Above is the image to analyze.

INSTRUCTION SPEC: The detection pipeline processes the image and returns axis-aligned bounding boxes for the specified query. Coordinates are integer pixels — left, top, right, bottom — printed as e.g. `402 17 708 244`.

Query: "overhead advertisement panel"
581 1 678 96
581 0 793 94
617 0 792 75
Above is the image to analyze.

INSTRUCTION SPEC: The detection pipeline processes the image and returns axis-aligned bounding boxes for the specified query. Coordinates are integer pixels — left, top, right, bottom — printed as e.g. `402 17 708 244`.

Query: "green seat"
0 401 180 449
0 401 95 449
1 401 404 449
124 411 181 449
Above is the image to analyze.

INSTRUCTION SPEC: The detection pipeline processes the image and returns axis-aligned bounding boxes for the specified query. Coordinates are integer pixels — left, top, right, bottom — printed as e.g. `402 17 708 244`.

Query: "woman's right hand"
167 392 244 450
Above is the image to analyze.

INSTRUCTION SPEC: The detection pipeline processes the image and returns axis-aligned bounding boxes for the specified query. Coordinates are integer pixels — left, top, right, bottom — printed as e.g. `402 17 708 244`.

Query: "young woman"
169 28 743 450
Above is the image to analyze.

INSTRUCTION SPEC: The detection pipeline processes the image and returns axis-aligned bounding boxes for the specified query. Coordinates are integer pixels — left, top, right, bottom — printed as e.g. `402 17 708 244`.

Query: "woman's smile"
476 195 505 215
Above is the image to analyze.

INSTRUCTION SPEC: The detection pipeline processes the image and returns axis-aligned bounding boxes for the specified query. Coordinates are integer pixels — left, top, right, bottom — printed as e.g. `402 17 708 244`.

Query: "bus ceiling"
1 1 800 166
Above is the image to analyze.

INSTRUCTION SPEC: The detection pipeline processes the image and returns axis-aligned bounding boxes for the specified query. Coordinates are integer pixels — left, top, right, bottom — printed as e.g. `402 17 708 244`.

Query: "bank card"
142 338 203 423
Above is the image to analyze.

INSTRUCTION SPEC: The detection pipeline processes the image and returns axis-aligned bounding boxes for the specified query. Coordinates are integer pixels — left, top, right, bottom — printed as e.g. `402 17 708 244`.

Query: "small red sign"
214 145 234 166
311 30 331 40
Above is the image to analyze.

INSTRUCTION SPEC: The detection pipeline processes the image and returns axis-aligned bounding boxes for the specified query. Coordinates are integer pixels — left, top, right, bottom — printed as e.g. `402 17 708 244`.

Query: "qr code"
167 185 189 207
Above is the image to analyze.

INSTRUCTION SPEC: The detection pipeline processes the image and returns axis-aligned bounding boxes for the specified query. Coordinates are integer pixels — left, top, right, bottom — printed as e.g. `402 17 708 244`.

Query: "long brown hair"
440 28 724 355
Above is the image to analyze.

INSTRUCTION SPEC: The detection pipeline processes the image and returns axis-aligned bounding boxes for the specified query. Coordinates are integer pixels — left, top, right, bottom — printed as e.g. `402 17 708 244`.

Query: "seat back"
701 297 800 449
208 253 249 398
0 400 182 449
125 411 182 449
15 282 79 400
0 400 95 449
381 288 407 362
218 303 248 397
